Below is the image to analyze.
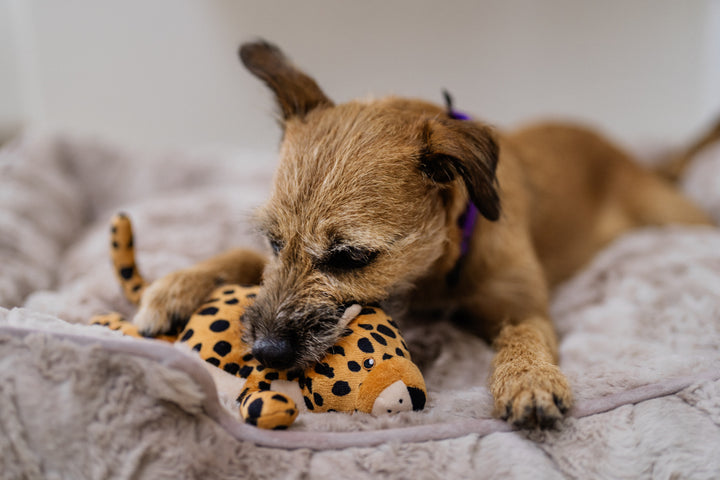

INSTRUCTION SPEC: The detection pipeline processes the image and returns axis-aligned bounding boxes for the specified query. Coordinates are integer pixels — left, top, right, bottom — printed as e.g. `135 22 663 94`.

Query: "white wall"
0 0 23 136
2 0 719 152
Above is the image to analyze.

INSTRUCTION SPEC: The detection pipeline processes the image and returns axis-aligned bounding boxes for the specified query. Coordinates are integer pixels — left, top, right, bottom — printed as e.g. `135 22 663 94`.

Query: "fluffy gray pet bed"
2 135 720 479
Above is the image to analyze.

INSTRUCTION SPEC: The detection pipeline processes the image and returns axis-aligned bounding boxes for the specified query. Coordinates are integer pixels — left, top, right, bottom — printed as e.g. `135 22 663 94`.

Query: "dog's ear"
239 40 333 121
420 118 500 221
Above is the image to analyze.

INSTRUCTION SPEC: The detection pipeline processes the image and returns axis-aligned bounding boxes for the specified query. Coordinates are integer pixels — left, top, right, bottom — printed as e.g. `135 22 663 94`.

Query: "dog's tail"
109 213 148 305
656 115 720 182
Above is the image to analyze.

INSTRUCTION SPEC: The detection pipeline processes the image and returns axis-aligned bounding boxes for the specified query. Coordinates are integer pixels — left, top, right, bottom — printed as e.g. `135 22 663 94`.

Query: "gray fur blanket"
2 135 720 479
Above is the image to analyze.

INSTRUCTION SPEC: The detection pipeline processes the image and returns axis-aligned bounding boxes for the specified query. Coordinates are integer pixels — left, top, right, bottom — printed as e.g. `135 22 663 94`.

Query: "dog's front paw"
133 269 219 337
491 361 572 430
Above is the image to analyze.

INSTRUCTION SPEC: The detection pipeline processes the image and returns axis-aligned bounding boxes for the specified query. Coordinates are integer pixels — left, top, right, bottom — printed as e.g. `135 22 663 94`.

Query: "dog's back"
504 123 712 286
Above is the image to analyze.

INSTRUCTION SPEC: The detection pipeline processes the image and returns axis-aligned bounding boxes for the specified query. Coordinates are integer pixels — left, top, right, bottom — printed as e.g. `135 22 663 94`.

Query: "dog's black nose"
251 337 295 370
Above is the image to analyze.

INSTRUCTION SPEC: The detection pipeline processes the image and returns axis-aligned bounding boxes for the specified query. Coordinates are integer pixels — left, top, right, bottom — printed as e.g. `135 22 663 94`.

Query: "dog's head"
239 40 500 370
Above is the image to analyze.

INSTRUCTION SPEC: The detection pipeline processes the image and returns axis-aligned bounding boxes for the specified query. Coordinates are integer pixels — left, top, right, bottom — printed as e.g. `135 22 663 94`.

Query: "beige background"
1 0 719 153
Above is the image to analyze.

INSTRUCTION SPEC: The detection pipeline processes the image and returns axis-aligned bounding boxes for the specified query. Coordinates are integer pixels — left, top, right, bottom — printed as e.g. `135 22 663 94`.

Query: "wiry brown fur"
133 40 717 429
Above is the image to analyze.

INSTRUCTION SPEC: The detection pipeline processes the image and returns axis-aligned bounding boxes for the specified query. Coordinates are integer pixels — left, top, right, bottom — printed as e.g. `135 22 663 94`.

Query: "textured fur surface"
1 135 720 477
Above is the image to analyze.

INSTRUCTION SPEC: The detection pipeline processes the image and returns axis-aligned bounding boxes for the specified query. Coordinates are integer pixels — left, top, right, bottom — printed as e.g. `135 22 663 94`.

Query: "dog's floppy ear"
420 118 500 221
239 40 333 121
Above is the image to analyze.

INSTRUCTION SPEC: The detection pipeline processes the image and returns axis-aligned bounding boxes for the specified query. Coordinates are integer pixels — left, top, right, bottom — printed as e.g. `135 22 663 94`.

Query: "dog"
133 40 716 429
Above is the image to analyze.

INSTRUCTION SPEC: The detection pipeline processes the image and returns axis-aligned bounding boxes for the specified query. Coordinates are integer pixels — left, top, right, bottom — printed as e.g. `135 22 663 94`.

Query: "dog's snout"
252 336 295 370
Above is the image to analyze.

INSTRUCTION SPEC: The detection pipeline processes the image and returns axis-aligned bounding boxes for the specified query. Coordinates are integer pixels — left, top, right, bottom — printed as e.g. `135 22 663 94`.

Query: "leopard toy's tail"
109 213 148 305
91 214 177 342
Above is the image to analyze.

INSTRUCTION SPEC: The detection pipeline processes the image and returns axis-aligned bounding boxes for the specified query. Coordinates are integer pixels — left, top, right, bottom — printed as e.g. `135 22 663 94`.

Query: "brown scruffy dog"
133 40 716 429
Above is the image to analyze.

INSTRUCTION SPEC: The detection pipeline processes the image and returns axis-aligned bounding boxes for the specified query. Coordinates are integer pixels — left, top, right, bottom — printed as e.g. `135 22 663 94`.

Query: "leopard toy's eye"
363 357 375 370
269 237 284 256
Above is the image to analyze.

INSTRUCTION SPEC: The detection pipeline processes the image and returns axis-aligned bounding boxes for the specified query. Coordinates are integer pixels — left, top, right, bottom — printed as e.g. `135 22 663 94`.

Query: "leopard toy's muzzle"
356 356 427 415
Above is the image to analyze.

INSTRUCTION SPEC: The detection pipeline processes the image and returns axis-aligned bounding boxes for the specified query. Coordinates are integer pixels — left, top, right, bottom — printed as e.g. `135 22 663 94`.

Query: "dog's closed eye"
269 237 284 256
319 246 379 272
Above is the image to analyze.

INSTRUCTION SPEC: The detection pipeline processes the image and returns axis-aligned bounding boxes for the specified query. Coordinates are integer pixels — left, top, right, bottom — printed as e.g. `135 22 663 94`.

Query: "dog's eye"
321 247 378 272
268 237 284 256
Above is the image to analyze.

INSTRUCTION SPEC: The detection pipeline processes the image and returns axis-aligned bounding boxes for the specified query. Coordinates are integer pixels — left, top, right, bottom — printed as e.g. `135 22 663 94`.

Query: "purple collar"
457 201 479 258
443 90 477 258
443 90 478 283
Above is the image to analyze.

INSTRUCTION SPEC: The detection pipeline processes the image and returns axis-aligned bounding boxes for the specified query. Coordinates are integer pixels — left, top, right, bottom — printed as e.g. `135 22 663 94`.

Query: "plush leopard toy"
91 214 427 429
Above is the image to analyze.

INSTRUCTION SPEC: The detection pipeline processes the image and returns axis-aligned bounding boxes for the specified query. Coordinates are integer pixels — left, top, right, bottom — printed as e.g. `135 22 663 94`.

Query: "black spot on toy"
357 337 374 353
327 345 345 356
213 340 232 356
376 324 397 338
198 306 219 316
119 267 133 280
209 320 230 332
314 362 335 378
332 381 351 396
223 363 240 375
180 329 194 342
248 398 264 418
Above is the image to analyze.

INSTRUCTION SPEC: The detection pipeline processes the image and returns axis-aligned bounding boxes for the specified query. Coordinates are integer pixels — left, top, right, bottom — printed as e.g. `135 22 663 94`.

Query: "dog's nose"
251 336 295 370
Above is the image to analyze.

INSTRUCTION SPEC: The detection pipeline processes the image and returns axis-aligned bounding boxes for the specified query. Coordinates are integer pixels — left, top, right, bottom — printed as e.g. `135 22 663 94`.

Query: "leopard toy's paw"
238 390 299 430
91 312 177 342
91 313 140 336
491 361 573 430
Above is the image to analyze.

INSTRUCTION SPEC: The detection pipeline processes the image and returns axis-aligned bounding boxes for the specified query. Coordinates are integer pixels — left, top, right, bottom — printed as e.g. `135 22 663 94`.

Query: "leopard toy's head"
296 305 426 415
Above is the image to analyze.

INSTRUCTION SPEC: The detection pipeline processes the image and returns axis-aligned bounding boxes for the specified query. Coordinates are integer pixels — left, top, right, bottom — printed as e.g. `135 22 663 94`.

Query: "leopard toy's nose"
251 336 295 370
371 380 427 415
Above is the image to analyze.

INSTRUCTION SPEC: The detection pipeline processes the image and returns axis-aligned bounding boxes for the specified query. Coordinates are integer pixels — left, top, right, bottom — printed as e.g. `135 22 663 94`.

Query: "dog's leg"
622 170 714 227
489 315 571 429
133 248 266 336
458 227 572 429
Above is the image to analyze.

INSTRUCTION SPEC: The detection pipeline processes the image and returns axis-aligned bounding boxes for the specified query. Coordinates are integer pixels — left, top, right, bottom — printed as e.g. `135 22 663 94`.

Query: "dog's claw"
492 362 573 430
553 393 569 415
500 402 513 421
